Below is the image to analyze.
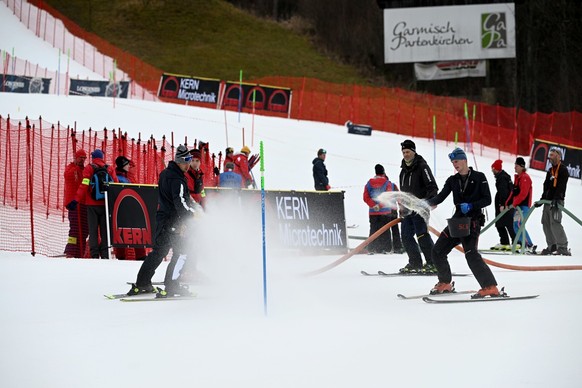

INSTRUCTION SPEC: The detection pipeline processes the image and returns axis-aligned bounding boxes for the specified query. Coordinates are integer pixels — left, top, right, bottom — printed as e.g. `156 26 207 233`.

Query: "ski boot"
430 281 454 295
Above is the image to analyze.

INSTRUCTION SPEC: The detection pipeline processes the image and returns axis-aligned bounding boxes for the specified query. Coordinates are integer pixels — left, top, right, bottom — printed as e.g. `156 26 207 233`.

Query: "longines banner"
1 74 51 94
384 3 516 63
530 140 581 180
221 81 292 114
414 60 486 80
106 183 158 248
158 73 221 105
206 188 348 254
69 79 130 98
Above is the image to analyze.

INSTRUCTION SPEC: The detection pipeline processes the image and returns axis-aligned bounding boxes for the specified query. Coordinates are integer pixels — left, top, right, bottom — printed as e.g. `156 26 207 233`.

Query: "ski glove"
533 201 543 208
460 203 472 214
66 200 78 211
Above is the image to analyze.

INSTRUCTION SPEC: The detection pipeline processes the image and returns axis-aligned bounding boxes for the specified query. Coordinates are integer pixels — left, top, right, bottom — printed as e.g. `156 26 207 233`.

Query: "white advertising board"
384 3 515 63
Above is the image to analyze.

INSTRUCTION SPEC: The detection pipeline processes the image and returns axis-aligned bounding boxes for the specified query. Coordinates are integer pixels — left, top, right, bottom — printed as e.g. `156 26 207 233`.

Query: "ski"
104 292 155 300
397 290 477 300
104 286 163 300
377 270 472 277
422 294 539 304
361 270 381 276
119 294 197 302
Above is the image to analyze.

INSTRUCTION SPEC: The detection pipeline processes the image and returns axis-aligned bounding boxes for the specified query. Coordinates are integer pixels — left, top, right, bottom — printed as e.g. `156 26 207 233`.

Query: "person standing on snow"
186 149 206 208
67 149 118 259
234 145 254 188
535 148 570 256
223 147 235 170
490 159 516 250
313 148 330 191
505 157 535 251
218 162 243 189
363 164 403 254
63 149 88 258
128 145 197 297
398 139 438 273
427 147 500 299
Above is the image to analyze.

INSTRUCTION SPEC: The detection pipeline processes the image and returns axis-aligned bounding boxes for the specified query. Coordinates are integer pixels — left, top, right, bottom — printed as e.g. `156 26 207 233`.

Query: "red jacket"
73 158 118 206
64 162 84 206
233 153 253 187
223 154 235 170
186 167 205 206
363 175 398 215
506 171 533 208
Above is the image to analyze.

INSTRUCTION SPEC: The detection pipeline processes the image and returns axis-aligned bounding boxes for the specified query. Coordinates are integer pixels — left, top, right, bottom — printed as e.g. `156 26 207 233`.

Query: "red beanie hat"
75 149 87 158
491 159 502 171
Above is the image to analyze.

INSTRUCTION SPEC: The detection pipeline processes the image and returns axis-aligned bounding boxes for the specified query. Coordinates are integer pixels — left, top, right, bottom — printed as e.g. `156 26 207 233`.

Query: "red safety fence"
0 115 218 258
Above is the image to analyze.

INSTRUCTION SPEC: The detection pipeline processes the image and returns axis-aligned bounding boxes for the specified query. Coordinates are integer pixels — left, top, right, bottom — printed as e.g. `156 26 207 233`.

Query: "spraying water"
376 191 431 225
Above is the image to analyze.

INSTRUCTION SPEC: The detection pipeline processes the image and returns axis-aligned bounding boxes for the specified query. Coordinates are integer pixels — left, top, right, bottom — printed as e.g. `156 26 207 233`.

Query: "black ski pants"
432 218 497 288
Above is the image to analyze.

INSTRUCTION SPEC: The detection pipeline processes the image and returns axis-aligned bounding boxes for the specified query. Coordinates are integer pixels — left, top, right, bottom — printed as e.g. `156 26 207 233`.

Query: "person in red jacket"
234 145 254 188
186 149 206 207
363 164 402 254
505 157 534 250
63 149 88 258
67 149 118 259
223 147 235 170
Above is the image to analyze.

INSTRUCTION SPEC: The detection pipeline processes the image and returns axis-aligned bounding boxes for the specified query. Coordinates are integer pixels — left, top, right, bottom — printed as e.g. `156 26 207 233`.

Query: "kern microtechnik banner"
530 140 581 180
205 188 348 254
106 183 158 248
221 81 291 114
158 73 221 105
384 3 516 63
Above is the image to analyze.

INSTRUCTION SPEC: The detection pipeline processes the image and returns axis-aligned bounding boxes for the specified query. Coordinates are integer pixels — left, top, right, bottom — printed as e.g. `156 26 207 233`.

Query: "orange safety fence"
0 115 219 258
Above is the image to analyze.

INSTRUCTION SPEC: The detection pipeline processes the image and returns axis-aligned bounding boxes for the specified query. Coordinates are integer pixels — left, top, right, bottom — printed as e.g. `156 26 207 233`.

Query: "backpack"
90 164 113 200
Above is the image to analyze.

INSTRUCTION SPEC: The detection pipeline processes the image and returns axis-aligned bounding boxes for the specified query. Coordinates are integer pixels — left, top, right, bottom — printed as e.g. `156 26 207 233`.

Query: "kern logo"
481 12 507 49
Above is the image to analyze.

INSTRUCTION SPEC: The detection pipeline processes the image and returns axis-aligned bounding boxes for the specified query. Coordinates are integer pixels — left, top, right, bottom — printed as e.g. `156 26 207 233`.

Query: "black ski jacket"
156 161 196 230
312 157 329 190
428 168 492 219
399 154 438 200
493 169 513 208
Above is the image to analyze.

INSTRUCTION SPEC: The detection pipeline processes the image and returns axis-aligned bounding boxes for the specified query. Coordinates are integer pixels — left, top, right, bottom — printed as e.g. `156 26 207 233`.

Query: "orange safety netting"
0 115 218 258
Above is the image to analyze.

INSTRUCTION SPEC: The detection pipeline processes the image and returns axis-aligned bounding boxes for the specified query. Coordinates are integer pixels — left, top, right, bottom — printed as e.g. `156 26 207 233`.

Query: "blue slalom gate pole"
259 141 268 316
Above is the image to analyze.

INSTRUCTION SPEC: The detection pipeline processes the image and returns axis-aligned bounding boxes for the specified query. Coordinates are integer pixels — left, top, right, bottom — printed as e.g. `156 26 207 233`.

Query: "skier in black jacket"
128 144 197 296
313 148 330 191
427 147 500 299
490 159 516 250
398 139 438 273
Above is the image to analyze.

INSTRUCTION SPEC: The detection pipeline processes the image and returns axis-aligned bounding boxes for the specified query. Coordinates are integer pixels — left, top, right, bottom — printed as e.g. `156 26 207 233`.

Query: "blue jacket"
219 171 243 189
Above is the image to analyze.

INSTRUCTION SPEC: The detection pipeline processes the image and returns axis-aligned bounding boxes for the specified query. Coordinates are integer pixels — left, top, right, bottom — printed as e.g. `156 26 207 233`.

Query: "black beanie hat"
515 157 526 168
375 164 385 175
401 139 416 153
115 156 130 170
